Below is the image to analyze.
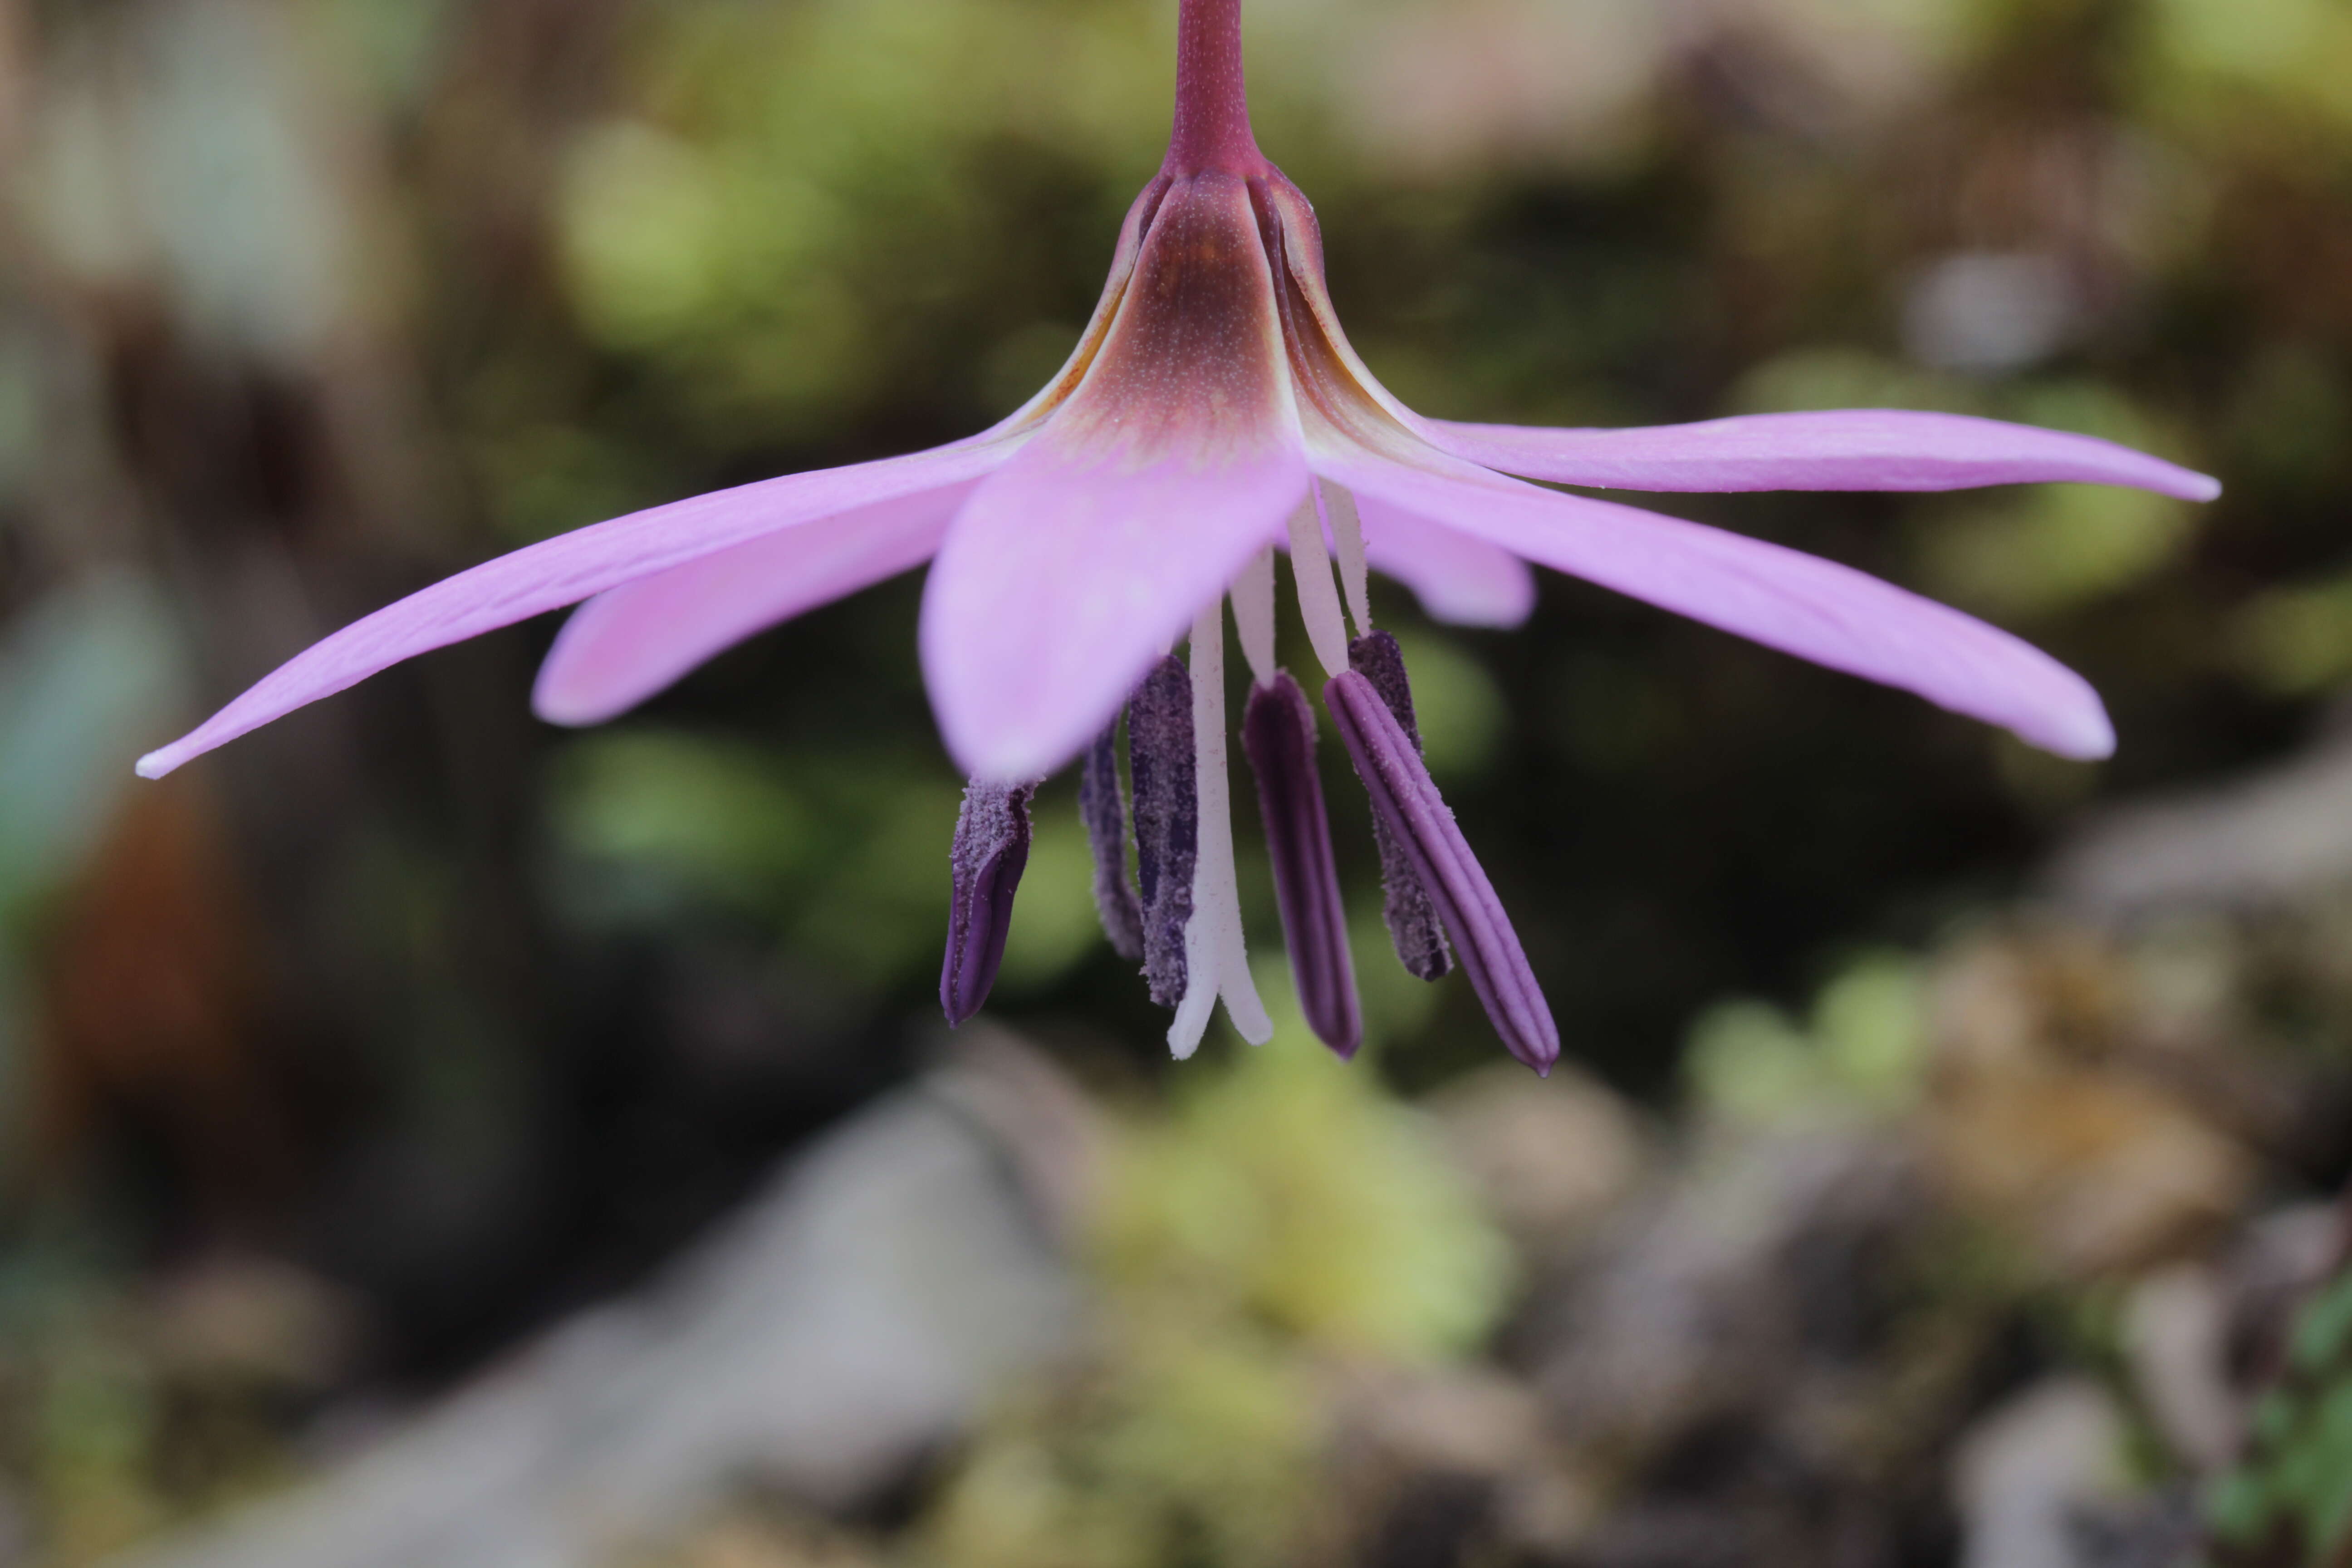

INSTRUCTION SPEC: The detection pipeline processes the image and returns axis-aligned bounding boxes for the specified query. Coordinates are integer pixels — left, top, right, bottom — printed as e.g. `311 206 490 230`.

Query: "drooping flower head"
136 0 2218 1072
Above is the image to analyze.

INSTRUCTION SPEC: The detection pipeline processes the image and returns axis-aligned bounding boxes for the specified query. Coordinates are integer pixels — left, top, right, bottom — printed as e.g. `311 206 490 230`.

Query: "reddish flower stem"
1165 0 1267 176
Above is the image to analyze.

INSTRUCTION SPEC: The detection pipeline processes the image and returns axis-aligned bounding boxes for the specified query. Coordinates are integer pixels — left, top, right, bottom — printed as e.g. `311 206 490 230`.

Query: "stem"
1165 0 1265 175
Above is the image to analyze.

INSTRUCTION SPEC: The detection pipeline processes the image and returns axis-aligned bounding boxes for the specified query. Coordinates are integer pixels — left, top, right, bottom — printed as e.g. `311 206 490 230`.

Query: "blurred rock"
2123 1264 2239 1472
1950 1379 2130 1568
2210 1201 2346 1394
1328 1362 1548 1566
1904 251 2082 374
1426 1063 1646 1256
146 1257 366 1390
927 1024 1107 1250
2048 721 2352 919
108 1039 1089 1568
2071 1493 2202 1568
1528 1126 1931 1461
1338 1362 1544 1481
1511 1127 1978 1568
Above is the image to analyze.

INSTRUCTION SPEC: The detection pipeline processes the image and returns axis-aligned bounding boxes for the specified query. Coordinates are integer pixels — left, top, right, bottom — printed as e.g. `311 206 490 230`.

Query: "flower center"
936 475 1560 1073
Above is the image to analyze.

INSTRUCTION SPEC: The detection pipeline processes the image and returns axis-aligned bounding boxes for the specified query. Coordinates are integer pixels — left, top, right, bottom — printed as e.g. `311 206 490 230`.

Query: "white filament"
1323 480 1373 638
1232 546 1277 686
1169 600 1273 1058
1285 495 1352 678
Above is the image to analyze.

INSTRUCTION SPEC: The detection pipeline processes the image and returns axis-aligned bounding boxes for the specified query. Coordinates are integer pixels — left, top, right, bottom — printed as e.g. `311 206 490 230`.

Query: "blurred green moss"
2206 1266 2352 1567
920 1032 1511 1566
1685 952 1927 1124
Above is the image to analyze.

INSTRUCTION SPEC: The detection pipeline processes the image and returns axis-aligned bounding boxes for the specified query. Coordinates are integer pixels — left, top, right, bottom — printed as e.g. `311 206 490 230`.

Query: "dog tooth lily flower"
136 0 2219 1071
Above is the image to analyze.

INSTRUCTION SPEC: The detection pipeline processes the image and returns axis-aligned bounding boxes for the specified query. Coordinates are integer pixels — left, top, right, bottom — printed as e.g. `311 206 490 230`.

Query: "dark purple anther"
1242 673 1362 1058
1324 669 1559 1075
941 778 1036 1027
1127 655 1197 1008
1347 631 1453 982
1081 720 1145 963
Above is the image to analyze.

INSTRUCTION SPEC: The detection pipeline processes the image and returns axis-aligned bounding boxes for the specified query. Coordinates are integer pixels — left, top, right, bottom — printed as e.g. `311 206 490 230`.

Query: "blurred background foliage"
5 0 2352 1563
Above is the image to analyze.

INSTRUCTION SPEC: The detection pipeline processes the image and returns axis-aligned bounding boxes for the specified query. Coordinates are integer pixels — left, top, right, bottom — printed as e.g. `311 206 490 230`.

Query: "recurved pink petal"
1352 495 1537 627
137 440 1017 779
1318 446 2117 760
533 484 976 726
1262 170 2119 757
1255 170 2214 509
1422 410 2220 500
922 172 1308 782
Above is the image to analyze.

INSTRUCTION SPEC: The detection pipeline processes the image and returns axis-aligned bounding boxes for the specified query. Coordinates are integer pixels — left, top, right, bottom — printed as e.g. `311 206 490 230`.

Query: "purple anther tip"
1128 655 1198 1009
941 779 1036 1027
1323 669 1559 1074
1081 720 1146 964
1348 632 1454 982
1243 672 1362 1058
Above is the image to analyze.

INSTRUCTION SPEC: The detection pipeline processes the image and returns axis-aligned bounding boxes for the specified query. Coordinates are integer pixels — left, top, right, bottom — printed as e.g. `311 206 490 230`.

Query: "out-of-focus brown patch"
622 1502 883 1568
1923 927 2258 1279
33 781 296 1236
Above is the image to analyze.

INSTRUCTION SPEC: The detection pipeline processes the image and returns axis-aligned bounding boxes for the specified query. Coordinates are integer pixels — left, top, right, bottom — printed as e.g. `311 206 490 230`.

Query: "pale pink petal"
1420 410 2221 500
1317 445 2116 760
923 172 1308 782
137 441 1017 779
533 484 975 726
1352 495 1536 627
925 437 1303 783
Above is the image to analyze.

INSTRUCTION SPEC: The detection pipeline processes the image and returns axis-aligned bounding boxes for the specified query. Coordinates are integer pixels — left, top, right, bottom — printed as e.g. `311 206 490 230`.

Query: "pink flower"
136 0 2217 1072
